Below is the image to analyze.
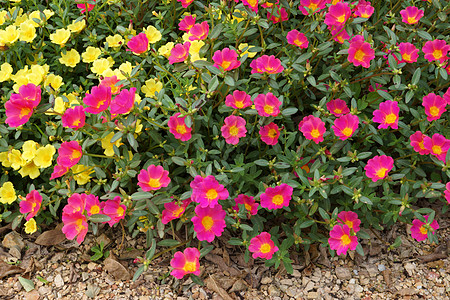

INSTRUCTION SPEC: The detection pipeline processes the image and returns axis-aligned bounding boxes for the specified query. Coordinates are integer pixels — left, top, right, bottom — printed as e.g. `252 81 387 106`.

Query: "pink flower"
372 100 399 129
179 15 196 32
400 6 424 25
221 115 247 145
100 76 123 95
444 183 450 204
176 0 194 8
137 165 171 191
61 106 86 130
324 2 351 27
5 98 35 127
348 35 375 68
83 85 112 114
410 131 431 155
190 175 229 208
212 48 241 71
20 190 42 221
410 215 439 242
423 133 450 162
162 199 191 224
232 194 258 216
327 99 349 116
364 155 394 182
191 205 226 242
110 87 136 117
242 0 259 13
298 115 326 144
62 211 88 244
259 122 280 145
76 0 95 13
444 87 450 105
398 42 419 63
250 55 284 74
267 6 288 24
422 93 446 121
332 114 359 140
50 165 69 180
57 141 82 168
225 91 252 109
10 83 41 108
354 2 374 18
261 0 278 8
286 30 309 49
328 224 358 255
170 247 201 279
85 194 102 216
330 26 351 44
254 93 282 117
169 42 190 64
298 0 328 16
168 113 192 141
102 196 127 227
189 21 209 41
337 211 361 233
127 33 149 54
63 193 86 215
422 40 450 63
260 183 293 210
248 232 279 260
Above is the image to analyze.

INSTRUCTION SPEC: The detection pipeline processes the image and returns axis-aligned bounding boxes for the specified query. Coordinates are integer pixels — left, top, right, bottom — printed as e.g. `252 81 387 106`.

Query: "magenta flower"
61 106 86 130
176 0 194 8
62 211 88 244
444 87 450 105
102 196 127 227
324 2 351 27
444 183 450 204
260 183 293 210
298 115 326 144
298 0 327 16
178 15 196 32
332 114 359 140
259 122 280 145
83 85 112 114
50 165 69 180
170 247 201 279
328 224 358 255
57 141 82 168
19 190 42 221
169 42 190 64
191 205 226 242
5 98 35 128
337 211 361 233
422 93 446 122
225 90 252 109
85 194 102 216
330 26 351 44
168 113 192 141
127 33 149 54
410 215 439 242
398 42 419 63
76 0 95 13
242 0 259 13
286 30 309 49
423 133 450 162
248 232 279 260
162 199 191 224
354 2 374 18
254 92 281 117
10 83 41 108
212 48 241 71
327 99 350 116
189 21 209 41
232 194 258 216
400 6 424 25
221 115 247 145
267 6 288 24
372 100 399 129
250 55 284 74
137 165 171 191
348 35 375 68
110 87 136 117
63 193 87 215
364 155 394 182
422 40 450 62
410 131 431 155
190 175 229 208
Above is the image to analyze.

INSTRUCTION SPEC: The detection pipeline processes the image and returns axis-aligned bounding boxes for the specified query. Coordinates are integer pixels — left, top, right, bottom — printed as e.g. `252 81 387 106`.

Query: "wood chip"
205 275 234 300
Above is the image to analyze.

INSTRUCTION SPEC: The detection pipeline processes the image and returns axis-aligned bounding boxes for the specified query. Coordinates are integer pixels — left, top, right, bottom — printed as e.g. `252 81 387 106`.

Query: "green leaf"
254 159 269 166
417 30 432 41
282 107 298 116
146 239 157 260
240 224 253 231
172 156 186 166
89 214 112 223
133 265 145 281
208 75 219 91
411 68 421 85
355 243 365 256
299 219 315 228
190 274 204 286
157 239 179 247
209 23 223 39
18 277 34 292
224 75 235 86
377 90 393 100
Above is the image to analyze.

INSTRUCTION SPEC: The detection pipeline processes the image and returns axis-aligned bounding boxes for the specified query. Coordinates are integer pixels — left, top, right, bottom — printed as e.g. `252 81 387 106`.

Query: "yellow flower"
19 20 36 42
24 218 37 234
44 73 63 90
189 40 205 62
135 119 143 134
81 46 101 63
0 62 13 82
107 57 115 67
0 11 8 26
59 49 80 68
71 165 94 185
182 32 192 43
158 42 174 58
26 64 47 86
134 93 142 105
19 161 40 179
22 140 39 161
50 28 71 46
238 43 257 58
101 132 122 157
28 10 45 27
1 25 20 45
43 9 54 19
231 9 247 23
68 19 85 33
33 144 56 168
0 152 11 168
9 149 25 170
13 14 28 27
144 26 162 44
115 61 133 80
91 58 112 76
0 182 16 205
49 93 79 114
105 34 124 48
141 78 163 98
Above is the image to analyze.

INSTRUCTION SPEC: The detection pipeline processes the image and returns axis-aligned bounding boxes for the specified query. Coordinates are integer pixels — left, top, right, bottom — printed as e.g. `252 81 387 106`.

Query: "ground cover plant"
0 0 449 283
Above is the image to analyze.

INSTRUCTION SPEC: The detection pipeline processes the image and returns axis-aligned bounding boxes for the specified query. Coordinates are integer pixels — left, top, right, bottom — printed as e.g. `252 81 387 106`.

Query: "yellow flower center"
176 125 187 134
419 225 428 235
433 49 443 59
337 14 346 24
75 218 85 231
260 243 271 253
309 3 318 11
229 125 239 136
429 106 439 117
147 178 161 188
20 107 32 117
235 101 244 108
375 167 388 178
247 0 257 7
341 127 353 137
272 194 284 205
402 53 411 61
72 150 82 159
206 188 218 200
310 129 320 138
354 49 365 61
73 119 81 126
294 39 304 47
90 205 100 215
244 203 252 211
334 108 342 114
361 13 370 18
201 216 214 230
345 220 353 228
263 105 274 115
268 129 278 138
341 234 352 245
432 145 442 155
221 60 231 70
407 17 416 24
418 141 425 150
116 206 125 217
183 261 197 272
385 113 397 124
173 206 184 218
